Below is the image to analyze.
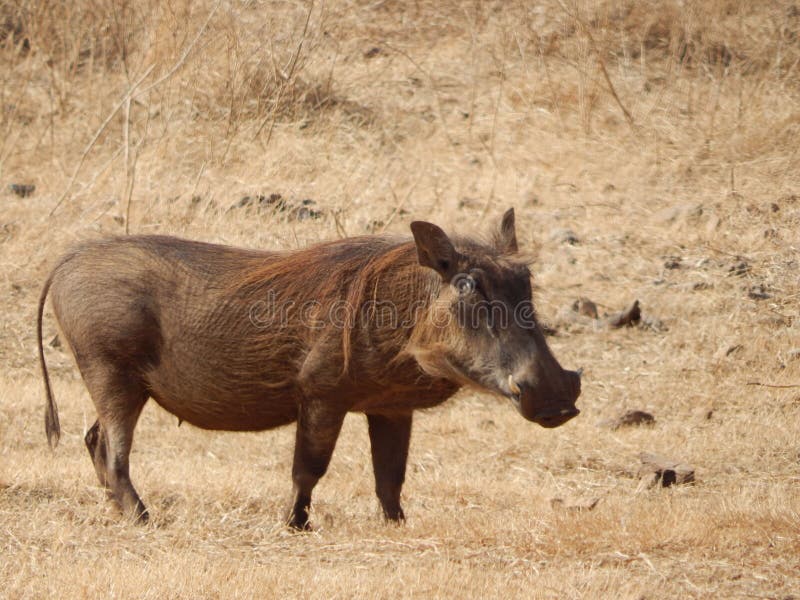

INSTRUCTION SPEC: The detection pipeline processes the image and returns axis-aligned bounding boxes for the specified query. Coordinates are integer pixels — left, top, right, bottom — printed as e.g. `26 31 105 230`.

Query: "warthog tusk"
576 367 584 378
508 375 521 396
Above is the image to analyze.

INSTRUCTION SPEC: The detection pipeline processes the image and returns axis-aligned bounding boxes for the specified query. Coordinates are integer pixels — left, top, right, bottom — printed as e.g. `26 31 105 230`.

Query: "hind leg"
82 370 149 522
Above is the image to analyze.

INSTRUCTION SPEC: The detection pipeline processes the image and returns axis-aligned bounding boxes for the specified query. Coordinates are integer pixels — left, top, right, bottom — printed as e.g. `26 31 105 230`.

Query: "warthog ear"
496 208 518 254
410 221 460 280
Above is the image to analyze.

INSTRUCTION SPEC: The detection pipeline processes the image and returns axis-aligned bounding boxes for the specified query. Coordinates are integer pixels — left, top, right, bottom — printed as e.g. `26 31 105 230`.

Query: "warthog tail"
38 270 60 448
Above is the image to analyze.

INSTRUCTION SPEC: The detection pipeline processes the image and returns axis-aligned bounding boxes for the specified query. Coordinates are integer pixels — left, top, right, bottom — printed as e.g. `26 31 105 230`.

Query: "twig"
254 0 315 142
123 101 151 234
49 1 220 216
703 243 747 259
479 43 505 219
122 97 131 232
189 161 207 200
48 64 154 217
332 208 348 239
592 33 635 131
380 179 417 234
746 382 800 389
137 1 222 97
283 0 314 83
554 0 636 133
532 34 565 130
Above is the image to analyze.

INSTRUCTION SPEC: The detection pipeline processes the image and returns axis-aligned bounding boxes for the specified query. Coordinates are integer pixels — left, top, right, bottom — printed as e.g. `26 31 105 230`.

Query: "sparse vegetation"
1 1 799 598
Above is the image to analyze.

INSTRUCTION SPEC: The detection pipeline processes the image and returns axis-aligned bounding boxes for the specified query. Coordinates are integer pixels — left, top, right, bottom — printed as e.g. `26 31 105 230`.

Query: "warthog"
37 208 581 528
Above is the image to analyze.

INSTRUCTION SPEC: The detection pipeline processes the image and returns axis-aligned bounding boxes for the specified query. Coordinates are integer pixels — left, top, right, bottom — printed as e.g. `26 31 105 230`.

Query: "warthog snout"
508 368 581 428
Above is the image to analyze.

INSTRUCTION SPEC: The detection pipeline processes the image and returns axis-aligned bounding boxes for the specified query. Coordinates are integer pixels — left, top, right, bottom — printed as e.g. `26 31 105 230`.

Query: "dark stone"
601 409 655 430
8 183 35 197
638 452 695 488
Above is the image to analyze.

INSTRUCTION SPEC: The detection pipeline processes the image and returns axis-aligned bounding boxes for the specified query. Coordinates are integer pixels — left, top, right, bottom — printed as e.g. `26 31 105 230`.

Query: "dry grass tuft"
1 0 799 597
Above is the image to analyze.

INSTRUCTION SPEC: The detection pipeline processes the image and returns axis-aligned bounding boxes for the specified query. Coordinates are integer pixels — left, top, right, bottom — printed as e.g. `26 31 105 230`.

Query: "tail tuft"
45 405 61 448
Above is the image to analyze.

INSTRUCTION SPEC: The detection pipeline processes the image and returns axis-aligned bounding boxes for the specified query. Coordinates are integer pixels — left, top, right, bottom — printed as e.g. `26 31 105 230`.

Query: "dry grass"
2 0 799 597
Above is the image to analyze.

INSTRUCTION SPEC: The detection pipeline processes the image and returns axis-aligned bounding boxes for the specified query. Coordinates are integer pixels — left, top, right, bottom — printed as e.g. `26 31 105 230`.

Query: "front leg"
289 402 346 530
367 412 413 522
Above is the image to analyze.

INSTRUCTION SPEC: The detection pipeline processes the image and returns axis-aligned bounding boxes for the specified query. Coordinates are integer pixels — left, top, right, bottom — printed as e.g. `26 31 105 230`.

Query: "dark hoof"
287 518 312 532
121 505 149 525
383 507 406 523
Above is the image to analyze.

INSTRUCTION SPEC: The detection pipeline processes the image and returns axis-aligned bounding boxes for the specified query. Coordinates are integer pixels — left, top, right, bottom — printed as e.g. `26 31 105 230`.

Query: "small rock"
663 256 682 270
606 300 641 328
602 183 616 193
600 409 655 430
294 199 322 221
678 281 712 292
692 406 714 421
747 284 771 300
49 335 61 349
8 183 35 197
363 46 382 59
230 193 322 220
367 219 385 232
728 259 750 277
572 297 598 319
638 452 695 488
231 195 255 209
294 207 316 221
232 193 284 210
550 228 579 245
786 348 800 362
265 193 287 209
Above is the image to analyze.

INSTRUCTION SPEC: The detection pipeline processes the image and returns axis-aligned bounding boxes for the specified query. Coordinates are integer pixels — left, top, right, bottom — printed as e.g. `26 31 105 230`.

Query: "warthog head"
408 209 581 428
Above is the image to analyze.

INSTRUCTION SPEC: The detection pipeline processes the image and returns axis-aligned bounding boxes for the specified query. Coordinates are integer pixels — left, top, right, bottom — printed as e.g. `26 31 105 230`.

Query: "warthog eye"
453 274 476 295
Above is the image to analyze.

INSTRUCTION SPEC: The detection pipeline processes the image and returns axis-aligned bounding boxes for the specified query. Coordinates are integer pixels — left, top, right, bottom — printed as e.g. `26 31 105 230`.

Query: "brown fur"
37 210 580 527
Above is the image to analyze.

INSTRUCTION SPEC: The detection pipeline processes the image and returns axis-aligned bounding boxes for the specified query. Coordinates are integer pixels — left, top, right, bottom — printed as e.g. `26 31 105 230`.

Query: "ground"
1 1 799 598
